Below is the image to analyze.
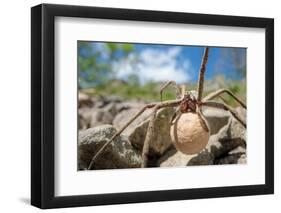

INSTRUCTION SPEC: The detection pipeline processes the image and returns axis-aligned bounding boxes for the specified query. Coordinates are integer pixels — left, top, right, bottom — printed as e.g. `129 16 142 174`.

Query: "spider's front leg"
141 99 182 168
141 106 158 168
159 81 181 101
203 88 246 109
169 107 181 125
201 101 246 128
88 102 157 170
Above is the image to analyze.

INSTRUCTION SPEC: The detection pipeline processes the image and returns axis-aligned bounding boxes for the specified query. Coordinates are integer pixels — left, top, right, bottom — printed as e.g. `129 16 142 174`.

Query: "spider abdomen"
170 112 210 155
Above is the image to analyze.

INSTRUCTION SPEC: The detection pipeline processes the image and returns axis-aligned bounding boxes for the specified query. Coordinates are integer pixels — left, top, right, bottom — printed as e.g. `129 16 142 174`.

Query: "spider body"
171 90 211 154
179 91 198 113
88 47 247 169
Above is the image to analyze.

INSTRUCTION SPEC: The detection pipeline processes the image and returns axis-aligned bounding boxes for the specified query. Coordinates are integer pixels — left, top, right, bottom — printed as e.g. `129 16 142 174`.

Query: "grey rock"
97 95 124 108
209 119 246 157
229 146 246 154
128 107 175 155
79 107 94 130
90 103 117 127
91 96 111 109
202 107 231 135
158 112 246 167
158 147 213 167
158 148 194 167
215 146 247 164
113 106 152 135
78 92 94 108
237 154 247 164
113 102 175 155
215 154 246 164
115 101 146 113
236 106 247 123
78 93 96 129
79 114 88 130
78 125 142 170
187 149 214 165
78 94 247 167
188 115 246 165
230 107 247 141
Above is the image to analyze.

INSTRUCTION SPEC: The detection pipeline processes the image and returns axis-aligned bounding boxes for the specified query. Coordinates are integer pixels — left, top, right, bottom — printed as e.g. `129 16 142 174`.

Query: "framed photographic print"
31 3 274 209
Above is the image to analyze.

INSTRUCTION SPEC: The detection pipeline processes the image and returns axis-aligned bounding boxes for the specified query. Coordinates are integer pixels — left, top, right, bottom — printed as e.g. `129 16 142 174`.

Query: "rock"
128 107 175 155
229 107 247 141
215 146 247 164
187 149 214 165
115 101 146 113
229 146 246 154
209 119 246 157
113 106 152 135
113 104 175 155
237 154 247 164
215 153 246 164
78 94 247 167
106 95 124 103
96 95 124 108
158 148 194 167
90 103 117 127
79 114 88 130
78 107 93 130
158 114 246 167
202 107 231 135
158 147 213 167
187 116 246 165
78 93 96 129
236 106 247 123
78 125 142 170
78 92 94 108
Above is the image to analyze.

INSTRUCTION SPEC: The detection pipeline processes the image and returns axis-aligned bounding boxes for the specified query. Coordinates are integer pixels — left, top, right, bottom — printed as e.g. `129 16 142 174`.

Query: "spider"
87 47 247 169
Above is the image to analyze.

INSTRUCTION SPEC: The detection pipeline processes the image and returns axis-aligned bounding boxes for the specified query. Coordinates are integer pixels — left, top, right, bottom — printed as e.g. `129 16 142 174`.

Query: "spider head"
180 90 198 113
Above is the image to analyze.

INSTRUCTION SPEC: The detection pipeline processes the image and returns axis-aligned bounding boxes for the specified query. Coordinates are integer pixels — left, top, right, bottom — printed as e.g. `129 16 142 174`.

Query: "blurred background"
78 41 246 106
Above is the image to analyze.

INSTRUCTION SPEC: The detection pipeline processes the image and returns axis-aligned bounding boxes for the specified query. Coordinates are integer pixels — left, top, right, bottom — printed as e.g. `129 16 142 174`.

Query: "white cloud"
113 47 191 84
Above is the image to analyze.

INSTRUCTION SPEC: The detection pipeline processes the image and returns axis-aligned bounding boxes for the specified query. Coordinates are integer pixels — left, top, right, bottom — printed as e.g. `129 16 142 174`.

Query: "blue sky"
83 42 246 84
133 44 246 82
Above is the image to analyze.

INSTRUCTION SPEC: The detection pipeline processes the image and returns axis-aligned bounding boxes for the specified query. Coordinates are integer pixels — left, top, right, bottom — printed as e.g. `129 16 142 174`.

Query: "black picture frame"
31 3 274 209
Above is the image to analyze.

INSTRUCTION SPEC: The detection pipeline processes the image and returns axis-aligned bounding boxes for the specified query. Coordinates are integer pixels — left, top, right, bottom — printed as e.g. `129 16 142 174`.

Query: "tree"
78 42 134 89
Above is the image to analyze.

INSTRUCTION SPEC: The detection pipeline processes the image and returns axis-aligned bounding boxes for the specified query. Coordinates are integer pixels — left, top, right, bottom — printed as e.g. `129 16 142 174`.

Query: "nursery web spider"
87 47 247 169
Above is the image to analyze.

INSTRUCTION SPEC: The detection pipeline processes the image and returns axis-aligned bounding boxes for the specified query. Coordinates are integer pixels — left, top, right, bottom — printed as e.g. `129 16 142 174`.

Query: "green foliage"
78 42 134 88
229 84 240 94
227 81 246 106
87 80 192 101
82 77 246 109
209 80 246 107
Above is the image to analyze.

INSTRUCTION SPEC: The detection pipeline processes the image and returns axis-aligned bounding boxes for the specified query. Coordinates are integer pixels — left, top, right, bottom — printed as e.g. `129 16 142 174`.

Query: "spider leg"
141 106 158 168
201 101 246 128
180 84 186 97
141 99 182 168
159 81 181 101
217 95 228 104
88 99 182 169
87 103 156 170
197 47 210 102
169 107 181 125
196 106 210 132
203 88 246 109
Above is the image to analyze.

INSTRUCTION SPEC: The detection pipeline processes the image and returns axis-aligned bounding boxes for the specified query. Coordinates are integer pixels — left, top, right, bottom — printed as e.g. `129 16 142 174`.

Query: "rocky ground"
78 92 247 170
